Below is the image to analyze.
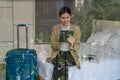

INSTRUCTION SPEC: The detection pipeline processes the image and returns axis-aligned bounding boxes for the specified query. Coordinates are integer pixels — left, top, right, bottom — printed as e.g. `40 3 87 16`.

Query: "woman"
46 7 81 80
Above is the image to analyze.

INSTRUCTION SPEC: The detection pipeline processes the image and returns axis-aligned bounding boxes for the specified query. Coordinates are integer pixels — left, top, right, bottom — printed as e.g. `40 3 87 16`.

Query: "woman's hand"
46 57 52 62
67 36 75 48
78 65 81 69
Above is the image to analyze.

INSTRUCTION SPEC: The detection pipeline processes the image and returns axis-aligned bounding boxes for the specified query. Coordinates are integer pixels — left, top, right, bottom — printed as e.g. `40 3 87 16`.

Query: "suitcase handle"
17 24 28 48
17 24 28 27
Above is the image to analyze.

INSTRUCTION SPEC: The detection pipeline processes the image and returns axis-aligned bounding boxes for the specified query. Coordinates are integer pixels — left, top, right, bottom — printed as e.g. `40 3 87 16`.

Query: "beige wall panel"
0 8 13 42
13 0 33 24
0 0 12 7
0 7 13 58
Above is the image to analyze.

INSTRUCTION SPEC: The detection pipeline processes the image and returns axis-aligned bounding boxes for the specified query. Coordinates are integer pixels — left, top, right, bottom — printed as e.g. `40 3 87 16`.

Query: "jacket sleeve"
70 26 81 52
51 26 61 51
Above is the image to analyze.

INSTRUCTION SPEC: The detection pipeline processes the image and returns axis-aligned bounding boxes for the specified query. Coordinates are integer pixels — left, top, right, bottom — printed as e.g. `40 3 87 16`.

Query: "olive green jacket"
50 24 81 68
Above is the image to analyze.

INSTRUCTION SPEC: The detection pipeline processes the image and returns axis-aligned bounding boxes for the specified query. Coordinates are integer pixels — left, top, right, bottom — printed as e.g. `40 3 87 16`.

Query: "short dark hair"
59 7 71 17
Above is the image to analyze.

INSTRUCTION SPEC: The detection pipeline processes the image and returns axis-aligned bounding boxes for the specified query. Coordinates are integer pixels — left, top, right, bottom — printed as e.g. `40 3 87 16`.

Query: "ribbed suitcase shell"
6 48 38 80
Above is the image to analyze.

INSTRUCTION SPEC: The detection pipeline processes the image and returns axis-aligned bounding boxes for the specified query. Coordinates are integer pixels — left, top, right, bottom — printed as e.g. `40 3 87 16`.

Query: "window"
35 0 74 43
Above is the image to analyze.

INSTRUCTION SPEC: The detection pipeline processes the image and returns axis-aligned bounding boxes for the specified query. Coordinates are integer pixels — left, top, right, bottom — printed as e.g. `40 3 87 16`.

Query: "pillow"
87 31 113 46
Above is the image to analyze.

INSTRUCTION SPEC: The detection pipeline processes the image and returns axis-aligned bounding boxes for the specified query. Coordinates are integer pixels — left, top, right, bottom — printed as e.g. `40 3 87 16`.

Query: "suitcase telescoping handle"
17 24 28 48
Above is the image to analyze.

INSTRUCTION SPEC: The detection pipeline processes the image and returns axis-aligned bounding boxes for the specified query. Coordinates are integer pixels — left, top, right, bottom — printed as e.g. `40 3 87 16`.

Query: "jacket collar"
59 24 74 30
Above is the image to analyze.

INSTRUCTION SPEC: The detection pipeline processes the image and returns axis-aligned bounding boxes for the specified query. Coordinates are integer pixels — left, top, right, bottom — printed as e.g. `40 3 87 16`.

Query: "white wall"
0 0 35 58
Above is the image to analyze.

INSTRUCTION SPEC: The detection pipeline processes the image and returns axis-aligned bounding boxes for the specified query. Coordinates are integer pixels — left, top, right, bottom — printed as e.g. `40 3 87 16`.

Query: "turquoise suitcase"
5 24 38 80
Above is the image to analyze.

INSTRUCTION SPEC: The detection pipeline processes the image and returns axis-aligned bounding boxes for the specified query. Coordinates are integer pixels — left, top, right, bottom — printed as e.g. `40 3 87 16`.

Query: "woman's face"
60 13 71 26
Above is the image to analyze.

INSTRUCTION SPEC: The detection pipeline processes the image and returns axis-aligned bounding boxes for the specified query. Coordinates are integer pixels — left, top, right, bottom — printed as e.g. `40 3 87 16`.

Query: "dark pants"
52 51 76 80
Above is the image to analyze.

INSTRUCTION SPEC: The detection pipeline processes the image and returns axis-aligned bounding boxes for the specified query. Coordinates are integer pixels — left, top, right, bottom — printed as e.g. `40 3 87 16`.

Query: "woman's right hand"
67 36 75 48
46 57 52 62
